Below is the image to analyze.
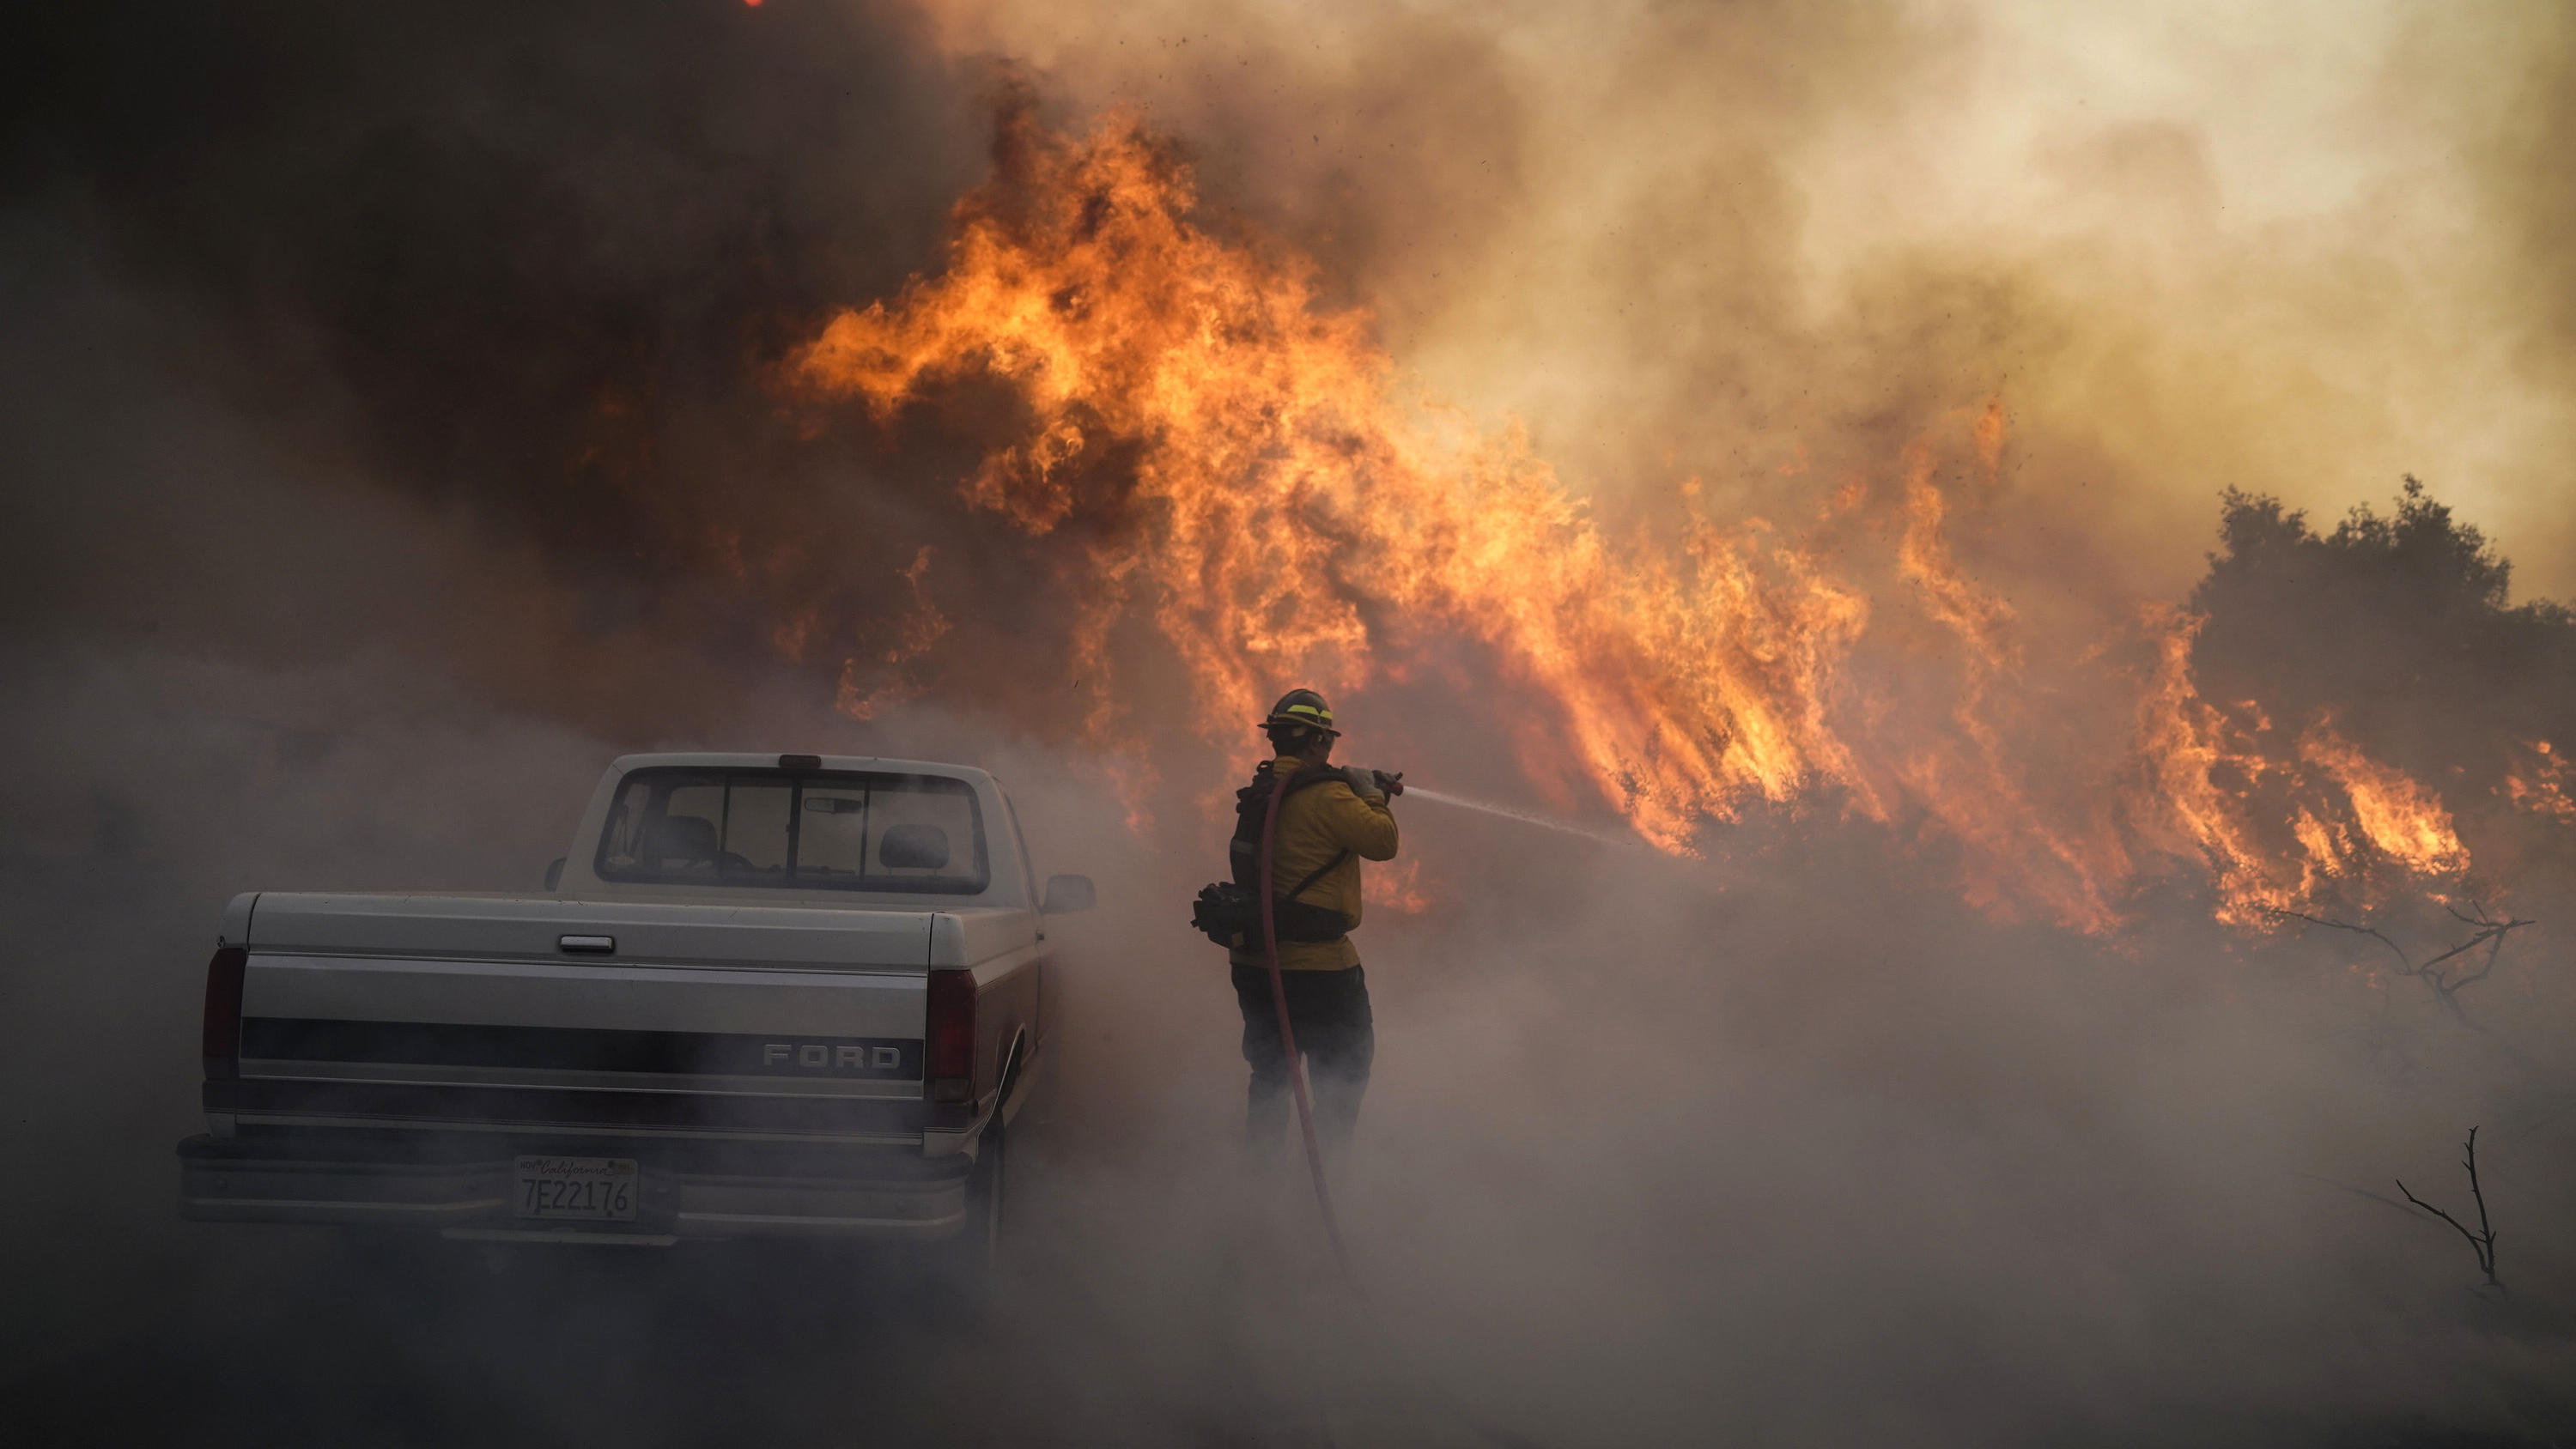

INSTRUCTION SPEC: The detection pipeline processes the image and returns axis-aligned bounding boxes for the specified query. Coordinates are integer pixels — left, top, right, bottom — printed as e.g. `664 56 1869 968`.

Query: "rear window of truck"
593 768 990 894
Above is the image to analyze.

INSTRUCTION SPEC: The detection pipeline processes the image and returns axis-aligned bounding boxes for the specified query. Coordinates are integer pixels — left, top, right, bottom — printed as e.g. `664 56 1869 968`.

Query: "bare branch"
2411 919 2529 982
2396 1178 2478 1244
2267 906 2532 1027
2448 931 2509 995
2264 909 2415 972
2463 1126 2496 1258
2291 1172 2420 1217
2396 1128 2500 1290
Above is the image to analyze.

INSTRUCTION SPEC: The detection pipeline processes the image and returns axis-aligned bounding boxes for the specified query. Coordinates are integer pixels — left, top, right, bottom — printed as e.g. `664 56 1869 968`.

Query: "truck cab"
178 752 1092 1259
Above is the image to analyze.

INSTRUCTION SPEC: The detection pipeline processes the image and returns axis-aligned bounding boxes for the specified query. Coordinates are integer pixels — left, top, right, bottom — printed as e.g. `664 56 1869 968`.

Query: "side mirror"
544 858 566 891
1042 873 1096 914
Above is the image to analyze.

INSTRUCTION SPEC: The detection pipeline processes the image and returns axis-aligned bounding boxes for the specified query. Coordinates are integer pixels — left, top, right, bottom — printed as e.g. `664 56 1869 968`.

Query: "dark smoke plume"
7 0 1018 740
8 5 2576 1446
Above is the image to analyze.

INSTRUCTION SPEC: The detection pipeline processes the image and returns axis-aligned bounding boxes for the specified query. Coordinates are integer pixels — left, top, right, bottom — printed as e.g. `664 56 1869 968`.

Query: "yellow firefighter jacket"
1229 755 1401 972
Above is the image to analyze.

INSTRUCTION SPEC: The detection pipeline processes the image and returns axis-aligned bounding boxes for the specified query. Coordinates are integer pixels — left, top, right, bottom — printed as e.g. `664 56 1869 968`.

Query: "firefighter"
1230 688 1400 1159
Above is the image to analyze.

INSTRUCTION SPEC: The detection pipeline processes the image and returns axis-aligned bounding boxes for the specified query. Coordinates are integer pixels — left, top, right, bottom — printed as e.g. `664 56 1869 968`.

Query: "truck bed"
182 752 1060 1246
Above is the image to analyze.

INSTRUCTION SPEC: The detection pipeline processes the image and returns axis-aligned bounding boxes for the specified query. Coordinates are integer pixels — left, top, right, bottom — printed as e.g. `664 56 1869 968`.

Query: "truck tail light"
202 946 247 1082
926 967 975 1104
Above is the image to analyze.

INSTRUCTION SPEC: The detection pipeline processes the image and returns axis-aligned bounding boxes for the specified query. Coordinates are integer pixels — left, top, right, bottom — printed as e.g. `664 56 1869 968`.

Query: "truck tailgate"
219 893 934 1143
242 891 933 969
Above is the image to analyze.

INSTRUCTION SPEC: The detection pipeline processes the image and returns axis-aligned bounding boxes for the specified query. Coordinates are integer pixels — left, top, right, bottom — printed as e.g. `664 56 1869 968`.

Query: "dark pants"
1231 962 1374 1159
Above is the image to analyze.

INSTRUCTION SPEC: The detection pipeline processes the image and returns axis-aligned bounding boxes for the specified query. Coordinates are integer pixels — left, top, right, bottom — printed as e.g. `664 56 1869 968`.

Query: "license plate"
513 1155 640 1222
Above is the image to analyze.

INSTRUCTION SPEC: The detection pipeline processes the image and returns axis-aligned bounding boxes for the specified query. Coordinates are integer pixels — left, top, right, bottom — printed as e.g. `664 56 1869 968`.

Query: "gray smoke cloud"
4 3 2576 1445
913 0 2576 600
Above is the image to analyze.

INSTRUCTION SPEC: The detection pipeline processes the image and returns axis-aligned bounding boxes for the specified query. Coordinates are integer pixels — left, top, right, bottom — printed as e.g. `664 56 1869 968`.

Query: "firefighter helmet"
1263 688 1339 737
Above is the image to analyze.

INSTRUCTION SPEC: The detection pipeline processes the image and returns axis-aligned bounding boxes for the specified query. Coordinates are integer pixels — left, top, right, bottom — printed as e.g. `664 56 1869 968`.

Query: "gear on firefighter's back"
1228 751 1398 971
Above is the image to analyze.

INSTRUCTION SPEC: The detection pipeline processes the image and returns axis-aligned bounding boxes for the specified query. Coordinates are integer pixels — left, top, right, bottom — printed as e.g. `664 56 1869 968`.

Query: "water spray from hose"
1401 785 1646 851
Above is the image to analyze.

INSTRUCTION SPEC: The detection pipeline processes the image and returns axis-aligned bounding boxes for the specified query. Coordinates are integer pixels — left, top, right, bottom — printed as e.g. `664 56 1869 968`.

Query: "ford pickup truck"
177 752 1092 1267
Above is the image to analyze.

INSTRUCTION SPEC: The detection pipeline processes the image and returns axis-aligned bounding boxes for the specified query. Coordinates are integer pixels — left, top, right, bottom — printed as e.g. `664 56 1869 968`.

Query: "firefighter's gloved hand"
1342 765 1401 800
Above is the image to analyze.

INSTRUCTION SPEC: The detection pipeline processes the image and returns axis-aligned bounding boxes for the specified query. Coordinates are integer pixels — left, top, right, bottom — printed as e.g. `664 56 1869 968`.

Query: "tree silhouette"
2188 477 2576 892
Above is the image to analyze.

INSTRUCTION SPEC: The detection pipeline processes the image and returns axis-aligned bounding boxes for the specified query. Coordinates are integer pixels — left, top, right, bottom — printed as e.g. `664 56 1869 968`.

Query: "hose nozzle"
1344 765 1405 797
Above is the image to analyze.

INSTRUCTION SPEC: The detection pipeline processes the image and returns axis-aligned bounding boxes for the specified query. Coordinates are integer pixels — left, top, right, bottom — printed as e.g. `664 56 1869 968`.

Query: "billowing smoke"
908 0 2576 585
6 2 2576 1444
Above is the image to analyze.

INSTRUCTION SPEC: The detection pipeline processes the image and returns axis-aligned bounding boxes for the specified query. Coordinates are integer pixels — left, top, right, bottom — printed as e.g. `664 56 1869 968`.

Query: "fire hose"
1254 769 1356 1278
1252 769 1551 1449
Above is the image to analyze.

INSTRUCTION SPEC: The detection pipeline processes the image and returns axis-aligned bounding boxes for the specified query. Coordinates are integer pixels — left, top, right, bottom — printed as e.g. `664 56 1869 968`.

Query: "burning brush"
779 105 2561 938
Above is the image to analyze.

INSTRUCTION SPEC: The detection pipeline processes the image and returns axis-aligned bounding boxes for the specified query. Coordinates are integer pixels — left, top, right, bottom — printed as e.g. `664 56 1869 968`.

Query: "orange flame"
2127 608 2476 922
2129 606 2300 924
834 544 951 722
1369 857 1431 916
2296 721 2470 878
793 109 1868 853
2504 740 2576 824
1886 436 2123 932
783 108 2482 934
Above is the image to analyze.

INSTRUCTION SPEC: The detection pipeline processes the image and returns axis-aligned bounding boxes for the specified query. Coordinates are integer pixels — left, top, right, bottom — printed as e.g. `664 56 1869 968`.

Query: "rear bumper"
177 1131 973 1243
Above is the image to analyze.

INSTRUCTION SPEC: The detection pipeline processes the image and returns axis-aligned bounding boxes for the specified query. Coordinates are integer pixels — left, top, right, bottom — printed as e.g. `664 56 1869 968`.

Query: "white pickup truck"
177 752 1091 1264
